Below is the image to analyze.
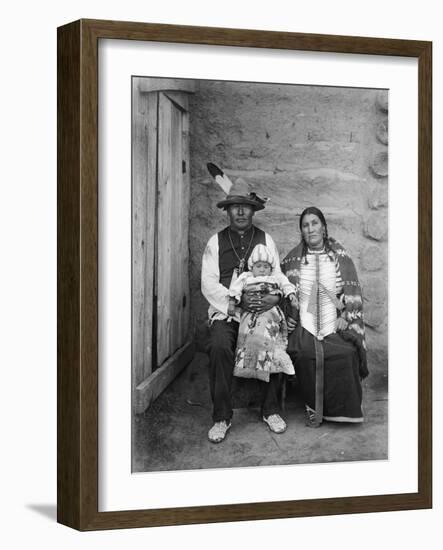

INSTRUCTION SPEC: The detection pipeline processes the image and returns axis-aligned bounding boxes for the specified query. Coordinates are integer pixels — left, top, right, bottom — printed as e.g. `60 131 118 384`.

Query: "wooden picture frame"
57 19 432 530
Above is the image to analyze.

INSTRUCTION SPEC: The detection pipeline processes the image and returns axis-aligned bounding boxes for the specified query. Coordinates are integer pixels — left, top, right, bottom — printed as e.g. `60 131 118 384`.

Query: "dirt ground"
133 350 388 472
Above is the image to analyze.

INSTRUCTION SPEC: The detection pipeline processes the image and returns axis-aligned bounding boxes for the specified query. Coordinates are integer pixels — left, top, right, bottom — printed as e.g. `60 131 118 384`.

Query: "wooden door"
132 79 195 413
156 92 190 367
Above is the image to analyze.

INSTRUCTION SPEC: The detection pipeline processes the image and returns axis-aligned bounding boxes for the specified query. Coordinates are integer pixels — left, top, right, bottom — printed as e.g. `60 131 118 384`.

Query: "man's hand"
241 293 280 313
336 317 348 331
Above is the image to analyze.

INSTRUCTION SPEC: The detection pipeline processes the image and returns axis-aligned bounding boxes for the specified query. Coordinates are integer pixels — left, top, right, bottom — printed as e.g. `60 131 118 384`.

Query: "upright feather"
207 163 233 195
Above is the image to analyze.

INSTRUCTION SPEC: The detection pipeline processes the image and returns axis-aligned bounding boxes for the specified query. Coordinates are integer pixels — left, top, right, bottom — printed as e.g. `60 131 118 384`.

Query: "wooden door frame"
132 79 197 414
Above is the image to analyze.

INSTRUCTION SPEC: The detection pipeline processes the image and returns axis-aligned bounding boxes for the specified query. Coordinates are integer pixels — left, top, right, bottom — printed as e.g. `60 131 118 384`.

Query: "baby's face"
252 261 272 276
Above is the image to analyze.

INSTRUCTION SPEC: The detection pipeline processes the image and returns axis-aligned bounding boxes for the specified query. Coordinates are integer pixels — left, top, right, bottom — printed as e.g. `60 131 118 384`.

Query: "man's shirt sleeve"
201 234 229 316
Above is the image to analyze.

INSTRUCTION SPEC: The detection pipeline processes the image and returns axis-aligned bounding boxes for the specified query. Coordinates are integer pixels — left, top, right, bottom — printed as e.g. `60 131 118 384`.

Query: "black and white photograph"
131 76 389 473
2 0 437 542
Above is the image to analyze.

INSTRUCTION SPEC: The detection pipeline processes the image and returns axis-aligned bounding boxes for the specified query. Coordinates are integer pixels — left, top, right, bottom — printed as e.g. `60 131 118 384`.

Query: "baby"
228 244 297 382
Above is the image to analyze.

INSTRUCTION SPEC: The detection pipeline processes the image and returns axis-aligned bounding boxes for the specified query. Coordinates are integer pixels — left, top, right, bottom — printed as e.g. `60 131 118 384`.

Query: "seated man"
201 164 287 443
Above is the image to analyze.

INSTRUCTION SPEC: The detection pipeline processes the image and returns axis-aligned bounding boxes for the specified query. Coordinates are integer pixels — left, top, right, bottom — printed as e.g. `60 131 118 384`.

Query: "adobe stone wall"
188 80 388 358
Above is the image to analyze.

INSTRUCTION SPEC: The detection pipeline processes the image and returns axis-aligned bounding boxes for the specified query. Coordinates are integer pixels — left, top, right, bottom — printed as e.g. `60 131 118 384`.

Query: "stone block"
361 275 387 305
364 211 388 241
376 90 389 112
369 151 388 178
361 245 385 271
364 305 386 329
368 182 388 209
376 119 389 145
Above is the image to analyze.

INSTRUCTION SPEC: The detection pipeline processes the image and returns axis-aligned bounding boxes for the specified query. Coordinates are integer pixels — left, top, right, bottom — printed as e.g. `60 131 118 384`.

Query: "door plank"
155 92 192 370
164 91 189 112
156 93 173 366
169 103 182 355
138 78 197 94
134 341 195 414
143 92 158 379
180 109 191 344
132 79 156 385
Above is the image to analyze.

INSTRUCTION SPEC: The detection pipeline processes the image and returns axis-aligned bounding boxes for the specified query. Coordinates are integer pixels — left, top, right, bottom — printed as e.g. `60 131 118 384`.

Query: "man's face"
227 203 255 232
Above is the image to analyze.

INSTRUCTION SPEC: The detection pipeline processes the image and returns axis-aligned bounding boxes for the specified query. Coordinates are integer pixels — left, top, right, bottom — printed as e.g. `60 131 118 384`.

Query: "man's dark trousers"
209 319 282 422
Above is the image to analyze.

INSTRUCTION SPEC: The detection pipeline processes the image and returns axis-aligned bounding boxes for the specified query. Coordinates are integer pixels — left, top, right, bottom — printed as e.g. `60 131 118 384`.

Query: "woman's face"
301 213 325 250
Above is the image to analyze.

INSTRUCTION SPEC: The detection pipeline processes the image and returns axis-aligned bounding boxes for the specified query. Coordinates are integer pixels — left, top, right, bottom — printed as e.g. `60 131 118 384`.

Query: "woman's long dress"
289 249 363 423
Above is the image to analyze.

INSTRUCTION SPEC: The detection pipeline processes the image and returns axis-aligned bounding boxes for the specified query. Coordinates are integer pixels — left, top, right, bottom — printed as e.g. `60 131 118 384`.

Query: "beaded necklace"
228 226 255 275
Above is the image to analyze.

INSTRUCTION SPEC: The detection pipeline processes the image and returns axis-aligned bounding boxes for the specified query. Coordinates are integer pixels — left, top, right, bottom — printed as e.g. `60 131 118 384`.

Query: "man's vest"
217 225 266 288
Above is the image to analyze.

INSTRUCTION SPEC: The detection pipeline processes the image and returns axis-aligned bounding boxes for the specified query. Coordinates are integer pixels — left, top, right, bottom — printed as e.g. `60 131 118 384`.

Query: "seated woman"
281 206 369 427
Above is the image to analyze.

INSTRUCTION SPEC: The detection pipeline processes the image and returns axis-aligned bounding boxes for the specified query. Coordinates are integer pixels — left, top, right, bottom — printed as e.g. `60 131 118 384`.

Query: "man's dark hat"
207 163 267 211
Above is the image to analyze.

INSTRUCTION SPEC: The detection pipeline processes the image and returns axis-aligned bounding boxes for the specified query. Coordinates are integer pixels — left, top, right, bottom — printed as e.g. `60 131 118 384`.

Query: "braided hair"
299 206 334 264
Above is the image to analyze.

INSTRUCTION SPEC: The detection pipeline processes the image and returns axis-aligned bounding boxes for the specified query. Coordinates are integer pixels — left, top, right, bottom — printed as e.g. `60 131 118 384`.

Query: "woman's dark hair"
299 206 333 263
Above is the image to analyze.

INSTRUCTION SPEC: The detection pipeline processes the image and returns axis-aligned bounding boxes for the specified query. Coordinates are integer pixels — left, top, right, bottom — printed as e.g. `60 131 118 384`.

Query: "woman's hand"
241 293 279 313
287 316 297 333
227 303 237 317
336 317 348 331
